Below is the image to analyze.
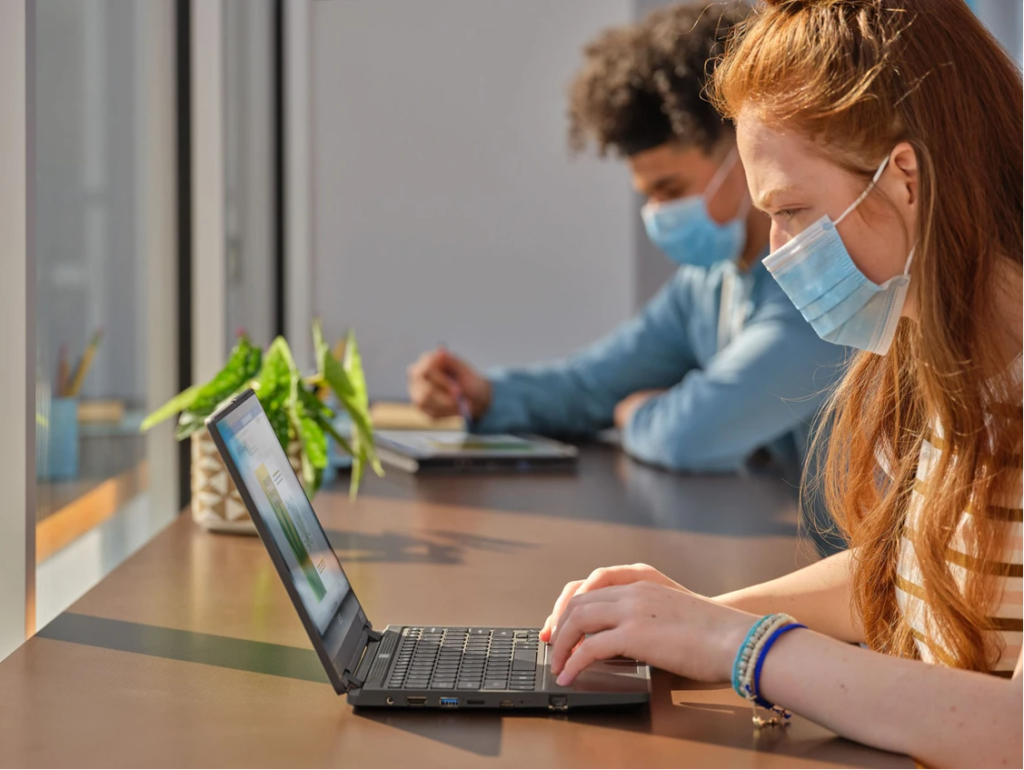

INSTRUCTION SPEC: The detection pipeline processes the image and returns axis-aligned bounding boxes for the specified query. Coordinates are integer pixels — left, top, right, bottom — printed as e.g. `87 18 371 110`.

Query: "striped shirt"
896 368 1023 676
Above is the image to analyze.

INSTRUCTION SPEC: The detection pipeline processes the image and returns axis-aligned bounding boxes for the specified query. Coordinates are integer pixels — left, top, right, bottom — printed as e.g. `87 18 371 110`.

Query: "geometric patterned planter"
190 428 303 535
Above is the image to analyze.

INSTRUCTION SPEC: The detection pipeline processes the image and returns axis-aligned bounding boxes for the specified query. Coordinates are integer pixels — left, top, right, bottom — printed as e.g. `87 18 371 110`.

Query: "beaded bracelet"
730 614 775 695
738 614 791 703
731 613 805 728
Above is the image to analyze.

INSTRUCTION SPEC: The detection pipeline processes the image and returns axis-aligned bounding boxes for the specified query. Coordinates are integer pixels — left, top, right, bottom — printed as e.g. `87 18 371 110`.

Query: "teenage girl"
538 2 1022 766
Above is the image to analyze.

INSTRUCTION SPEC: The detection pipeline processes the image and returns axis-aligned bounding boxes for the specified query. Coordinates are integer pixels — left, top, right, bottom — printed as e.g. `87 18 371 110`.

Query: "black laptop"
206 390 650 711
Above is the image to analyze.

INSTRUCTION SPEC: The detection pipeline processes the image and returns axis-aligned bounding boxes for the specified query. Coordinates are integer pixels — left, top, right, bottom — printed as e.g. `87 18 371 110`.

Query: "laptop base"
346 625 651 711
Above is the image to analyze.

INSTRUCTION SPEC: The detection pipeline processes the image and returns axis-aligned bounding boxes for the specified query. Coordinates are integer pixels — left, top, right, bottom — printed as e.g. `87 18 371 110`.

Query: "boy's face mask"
641 149 749 269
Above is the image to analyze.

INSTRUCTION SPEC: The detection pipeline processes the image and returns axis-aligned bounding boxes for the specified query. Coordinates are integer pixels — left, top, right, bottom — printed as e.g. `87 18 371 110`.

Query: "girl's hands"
545 577 759 687
539 563 685 642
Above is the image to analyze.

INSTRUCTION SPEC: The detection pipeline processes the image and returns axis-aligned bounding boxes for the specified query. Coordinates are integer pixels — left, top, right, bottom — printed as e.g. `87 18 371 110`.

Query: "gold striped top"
896 405 1023 676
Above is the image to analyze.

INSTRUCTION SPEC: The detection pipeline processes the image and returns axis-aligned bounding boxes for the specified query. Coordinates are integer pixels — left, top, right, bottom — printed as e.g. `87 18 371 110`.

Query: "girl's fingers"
540 580 584 641
549 585 634 645
556 629 629 686
542 566 653 641
548 600 623 674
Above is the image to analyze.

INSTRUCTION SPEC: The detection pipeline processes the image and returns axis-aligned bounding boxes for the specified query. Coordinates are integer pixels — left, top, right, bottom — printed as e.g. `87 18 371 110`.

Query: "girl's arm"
546 580 1022 768
758 628 1023 768
539 551 862 644
715 549 863 642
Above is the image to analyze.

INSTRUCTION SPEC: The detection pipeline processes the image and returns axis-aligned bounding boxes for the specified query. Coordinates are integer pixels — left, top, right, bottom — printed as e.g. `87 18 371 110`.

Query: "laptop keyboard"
386 627 541 691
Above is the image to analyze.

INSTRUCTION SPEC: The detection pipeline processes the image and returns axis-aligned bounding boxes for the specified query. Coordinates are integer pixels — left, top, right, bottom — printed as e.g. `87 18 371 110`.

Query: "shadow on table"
39 615 904 766
353 709 506 757
567 673 906 768
353 672 906 767
324 528 536 565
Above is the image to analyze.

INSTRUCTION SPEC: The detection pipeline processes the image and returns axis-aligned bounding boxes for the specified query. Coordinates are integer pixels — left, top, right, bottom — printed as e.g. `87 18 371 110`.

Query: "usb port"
405 696 427 706
439 697 459 708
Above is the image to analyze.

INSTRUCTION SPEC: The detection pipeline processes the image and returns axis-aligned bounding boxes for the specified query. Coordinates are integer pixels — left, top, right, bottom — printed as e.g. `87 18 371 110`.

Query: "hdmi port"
406 696 427 706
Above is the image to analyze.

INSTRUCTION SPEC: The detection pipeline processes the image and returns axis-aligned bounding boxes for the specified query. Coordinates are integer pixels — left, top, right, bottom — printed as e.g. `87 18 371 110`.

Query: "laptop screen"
215 394 351 635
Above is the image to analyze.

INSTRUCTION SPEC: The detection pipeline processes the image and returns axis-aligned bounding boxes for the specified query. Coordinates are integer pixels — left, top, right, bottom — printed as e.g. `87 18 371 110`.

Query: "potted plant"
142 320 382 533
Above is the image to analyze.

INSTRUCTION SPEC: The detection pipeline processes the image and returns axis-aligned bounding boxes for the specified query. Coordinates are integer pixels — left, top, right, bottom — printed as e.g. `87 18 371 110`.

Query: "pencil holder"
37 397 80 481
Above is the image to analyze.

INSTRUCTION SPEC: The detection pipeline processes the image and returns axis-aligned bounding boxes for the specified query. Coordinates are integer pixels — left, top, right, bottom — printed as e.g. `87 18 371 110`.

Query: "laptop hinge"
342 625 382 692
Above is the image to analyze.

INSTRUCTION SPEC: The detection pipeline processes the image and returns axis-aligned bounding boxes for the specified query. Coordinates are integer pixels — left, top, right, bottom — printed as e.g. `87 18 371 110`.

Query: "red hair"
713 0 1022 670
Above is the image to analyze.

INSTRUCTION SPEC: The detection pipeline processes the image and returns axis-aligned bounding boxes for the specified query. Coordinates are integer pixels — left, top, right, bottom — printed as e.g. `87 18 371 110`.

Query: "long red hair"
713 0 1022 670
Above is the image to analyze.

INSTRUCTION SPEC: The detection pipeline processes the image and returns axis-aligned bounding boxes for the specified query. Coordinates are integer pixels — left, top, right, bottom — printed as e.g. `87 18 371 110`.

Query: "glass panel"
224 0 276 351
34 0 177 628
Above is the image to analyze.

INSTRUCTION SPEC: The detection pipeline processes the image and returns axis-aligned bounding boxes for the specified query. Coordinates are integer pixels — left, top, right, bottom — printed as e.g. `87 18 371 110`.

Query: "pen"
451 381 472 425
438 342 472 426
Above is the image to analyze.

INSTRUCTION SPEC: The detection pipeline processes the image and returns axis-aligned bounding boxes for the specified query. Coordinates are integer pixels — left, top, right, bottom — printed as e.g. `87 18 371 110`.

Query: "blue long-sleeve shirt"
474 258 849 485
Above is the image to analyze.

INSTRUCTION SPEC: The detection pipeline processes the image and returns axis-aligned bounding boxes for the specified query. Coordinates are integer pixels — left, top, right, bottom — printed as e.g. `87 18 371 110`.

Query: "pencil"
67 328 104 397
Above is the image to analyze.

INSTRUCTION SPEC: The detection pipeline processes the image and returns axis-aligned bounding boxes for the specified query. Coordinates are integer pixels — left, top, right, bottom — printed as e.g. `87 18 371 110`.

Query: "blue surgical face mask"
763 153 914 356
641 149 749 268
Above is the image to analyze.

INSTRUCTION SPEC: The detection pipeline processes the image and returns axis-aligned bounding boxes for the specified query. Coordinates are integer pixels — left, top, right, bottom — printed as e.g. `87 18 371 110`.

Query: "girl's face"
736 110 920 317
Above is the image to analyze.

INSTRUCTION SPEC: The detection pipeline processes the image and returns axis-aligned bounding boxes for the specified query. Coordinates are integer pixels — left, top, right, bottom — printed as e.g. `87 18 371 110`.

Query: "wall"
311 0 638 398
309 0 1018 399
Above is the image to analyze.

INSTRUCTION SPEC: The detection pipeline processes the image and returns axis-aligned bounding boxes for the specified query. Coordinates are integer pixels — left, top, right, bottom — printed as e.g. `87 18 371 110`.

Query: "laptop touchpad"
586 658 639 675
542 646 642 692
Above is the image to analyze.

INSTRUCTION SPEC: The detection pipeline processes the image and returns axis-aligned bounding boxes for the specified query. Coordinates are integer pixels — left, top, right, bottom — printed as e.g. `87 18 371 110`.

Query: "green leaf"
286 401 315 491
187 335 262 416
344 332 382 482
298 387 331 421
312 321 382 497
141 383 203 432
272 338 323 495
323 356 381 472
253 338 291 401
240 337 296 453
314 413 355 458
144 335 261 435
175 410 207 440
266 407 291 449
297 415 328 470
350 454 365 499
312 318 327 368
343 329 369 411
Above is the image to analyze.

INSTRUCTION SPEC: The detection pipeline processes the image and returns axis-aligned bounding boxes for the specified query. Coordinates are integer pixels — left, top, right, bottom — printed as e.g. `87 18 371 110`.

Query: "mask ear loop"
835 154 891 226
703 147 740 202
704 147 749 221
902 246 915 276
834 151 916 277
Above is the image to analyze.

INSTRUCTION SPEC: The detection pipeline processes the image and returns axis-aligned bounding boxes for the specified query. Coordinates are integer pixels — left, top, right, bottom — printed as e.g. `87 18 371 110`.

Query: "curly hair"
568 2 748 158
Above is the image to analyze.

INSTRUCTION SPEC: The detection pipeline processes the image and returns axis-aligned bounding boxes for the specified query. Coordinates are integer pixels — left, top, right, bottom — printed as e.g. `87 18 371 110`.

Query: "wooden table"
0 445 910 767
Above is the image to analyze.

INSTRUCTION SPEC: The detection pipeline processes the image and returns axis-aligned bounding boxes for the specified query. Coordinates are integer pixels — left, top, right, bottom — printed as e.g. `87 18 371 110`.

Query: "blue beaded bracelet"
731 615 773 695
751 622 807 710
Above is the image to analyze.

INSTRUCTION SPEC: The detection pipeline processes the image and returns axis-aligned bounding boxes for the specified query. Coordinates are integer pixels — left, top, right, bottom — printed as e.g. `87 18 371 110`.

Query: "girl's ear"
890 141 919 209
